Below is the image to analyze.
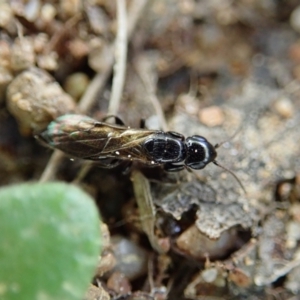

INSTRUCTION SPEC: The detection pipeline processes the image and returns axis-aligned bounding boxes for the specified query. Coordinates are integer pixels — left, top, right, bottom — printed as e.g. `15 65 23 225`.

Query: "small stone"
96 251 116 276
228 268 252 288
274 97 294 118
40 3 57 23
107 271 131 295
6 67 76 135
199 106 225 127
111 235 148 280
290 5 300 33
64 72 90 101
37 52 58 71
84 284 110 300
0 2 13 29
201 268 218 283
10 37 35 72
59 0 81 18
176 224 237 260
67 39 89 60
289 42 300 63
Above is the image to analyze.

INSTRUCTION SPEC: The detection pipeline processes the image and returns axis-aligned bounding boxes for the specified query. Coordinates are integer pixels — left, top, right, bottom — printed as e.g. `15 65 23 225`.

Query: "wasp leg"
164 163 185 172
95 158 123 169
166 131 185 140
139 119 146 129
122 161 133 175
102 115 125 125
34 134 52 148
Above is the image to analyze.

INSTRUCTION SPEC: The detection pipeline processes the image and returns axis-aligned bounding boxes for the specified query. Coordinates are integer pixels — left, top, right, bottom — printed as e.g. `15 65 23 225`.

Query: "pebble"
290 5 300 33
199 105 225 127
273 97 294 119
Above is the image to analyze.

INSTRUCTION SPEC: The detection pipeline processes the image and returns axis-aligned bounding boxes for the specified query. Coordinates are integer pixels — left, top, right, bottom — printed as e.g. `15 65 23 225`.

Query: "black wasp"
38 114 245 191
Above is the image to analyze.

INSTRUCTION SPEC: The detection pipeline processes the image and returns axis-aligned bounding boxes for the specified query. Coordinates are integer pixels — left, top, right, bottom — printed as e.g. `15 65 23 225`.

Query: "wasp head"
185 135 217 169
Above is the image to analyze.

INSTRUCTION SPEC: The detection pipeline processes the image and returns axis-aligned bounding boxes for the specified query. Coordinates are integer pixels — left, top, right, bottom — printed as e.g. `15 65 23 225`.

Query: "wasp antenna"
213 160 247 195
214 125 244 149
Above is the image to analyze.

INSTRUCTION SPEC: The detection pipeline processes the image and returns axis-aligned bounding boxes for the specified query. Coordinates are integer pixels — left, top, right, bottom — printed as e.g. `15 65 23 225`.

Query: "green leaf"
0 182 102 300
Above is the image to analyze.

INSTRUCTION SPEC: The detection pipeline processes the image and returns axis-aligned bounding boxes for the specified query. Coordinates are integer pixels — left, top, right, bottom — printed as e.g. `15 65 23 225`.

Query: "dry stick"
79 0 149 114
39 151 65 183
108 0 127 116
78 56 114 113
40 0 149 182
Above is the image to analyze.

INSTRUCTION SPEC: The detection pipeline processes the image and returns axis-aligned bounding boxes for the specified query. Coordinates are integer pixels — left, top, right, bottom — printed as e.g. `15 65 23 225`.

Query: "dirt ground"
1 0 300 299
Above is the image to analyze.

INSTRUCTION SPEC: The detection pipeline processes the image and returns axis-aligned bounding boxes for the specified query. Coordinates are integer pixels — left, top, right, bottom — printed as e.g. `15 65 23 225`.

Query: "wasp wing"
38 114 158 162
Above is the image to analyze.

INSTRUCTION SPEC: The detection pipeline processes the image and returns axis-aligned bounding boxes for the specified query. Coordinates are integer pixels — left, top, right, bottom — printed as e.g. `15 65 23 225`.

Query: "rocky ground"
1 1 300 299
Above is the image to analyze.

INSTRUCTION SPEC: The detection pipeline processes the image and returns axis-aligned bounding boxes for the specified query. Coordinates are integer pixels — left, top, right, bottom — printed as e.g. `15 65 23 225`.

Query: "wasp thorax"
143 133 186 163
185 135 217 169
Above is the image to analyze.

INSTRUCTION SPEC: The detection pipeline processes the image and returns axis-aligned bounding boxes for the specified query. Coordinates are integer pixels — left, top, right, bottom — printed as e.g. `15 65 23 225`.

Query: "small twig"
71 162 93 185
39 151 65 182
79 0 149 113
255 257 300 286
78 59 113 112
108 0 128 116
15 20 24 39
